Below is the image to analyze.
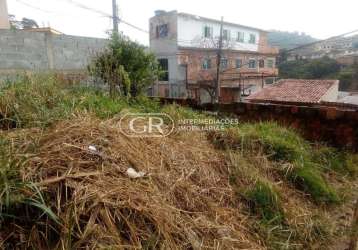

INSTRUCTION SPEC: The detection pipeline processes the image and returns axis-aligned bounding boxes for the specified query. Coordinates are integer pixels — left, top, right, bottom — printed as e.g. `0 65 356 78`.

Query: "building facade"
149 10 279 103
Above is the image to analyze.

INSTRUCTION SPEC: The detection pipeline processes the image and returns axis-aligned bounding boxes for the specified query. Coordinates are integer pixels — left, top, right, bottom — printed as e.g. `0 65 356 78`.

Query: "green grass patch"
246 181 285 224
210 122 341 204
313 147 358 177
289 165 339 204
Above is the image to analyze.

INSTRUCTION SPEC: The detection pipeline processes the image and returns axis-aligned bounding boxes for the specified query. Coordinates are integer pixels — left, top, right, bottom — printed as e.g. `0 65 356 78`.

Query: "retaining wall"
157 98 358 150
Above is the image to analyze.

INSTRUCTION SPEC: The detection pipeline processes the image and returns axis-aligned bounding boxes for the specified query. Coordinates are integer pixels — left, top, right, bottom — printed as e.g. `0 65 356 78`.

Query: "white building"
149 10 279 102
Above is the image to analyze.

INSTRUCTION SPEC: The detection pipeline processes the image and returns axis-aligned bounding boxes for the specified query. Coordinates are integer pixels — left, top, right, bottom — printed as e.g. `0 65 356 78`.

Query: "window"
266 59 275 68
221 58 228 69
202 58 212 70
237 32 245 43
265 78 275 85
158 58 169 81
223 29 231 41
156 24 169 38
203 26 213 38
248 59 256 69
236 59 242 68
259 59 265 68
249 34 256 44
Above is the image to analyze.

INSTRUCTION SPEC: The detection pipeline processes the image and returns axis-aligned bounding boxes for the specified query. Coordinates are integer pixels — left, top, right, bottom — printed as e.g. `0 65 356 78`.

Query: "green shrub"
88 33 160 98
246 181 284 224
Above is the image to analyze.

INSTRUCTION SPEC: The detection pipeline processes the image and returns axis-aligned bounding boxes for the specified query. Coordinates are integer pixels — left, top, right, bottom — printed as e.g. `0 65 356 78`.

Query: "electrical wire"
15 0 358 54
15 0 317 49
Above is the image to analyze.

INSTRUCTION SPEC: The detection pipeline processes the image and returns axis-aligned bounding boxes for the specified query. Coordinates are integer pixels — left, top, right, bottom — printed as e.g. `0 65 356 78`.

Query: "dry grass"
1 115 357 249
1 115 264 249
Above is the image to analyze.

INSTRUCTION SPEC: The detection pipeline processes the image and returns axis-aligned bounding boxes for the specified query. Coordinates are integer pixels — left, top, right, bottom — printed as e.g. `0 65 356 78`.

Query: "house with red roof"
246 79 339 105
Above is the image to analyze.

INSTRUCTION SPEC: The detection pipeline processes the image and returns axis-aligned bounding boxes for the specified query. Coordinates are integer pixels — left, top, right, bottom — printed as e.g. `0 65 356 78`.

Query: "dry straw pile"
6 115 262 249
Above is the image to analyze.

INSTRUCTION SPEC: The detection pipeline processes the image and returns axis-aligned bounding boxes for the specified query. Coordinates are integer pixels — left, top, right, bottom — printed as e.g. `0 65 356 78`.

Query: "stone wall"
0 30 108 74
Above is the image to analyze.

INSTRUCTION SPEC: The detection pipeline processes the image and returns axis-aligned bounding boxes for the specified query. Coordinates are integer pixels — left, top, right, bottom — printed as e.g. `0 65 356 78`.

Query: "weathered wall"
155 97 358 150
0 30 108 73
215 103 358 150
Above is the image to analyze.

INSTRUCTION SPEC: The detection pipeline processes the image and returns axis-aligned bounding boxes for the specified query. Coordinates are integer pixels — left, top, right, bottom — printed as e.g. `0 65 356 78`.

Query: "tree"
88 33 160 98
340 61 358 91
9 15 39 30
21 18 39 29
279 56 340 79
185 29 234 103
196 69 218 103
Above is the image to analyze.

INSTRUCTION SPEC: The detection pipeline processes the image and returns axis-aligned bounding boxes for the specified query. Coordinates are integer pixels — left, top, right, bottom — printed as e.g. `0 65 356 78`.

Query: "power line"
15 0 67 15
17 0 358 56
14 0 107 19
15 0 313 49
60 0 150 34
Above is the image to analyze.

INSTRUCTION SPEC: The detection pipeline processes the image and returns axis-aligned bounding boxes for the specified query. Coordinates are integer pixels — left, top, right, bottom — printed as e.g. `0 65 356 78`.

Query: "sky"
7 0 358 46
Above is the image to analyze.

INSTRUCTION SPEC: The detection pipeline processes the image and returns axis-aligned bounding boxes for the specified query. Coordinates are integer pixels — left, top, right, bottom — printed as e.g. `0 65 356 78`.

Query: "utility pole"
112 0 119 33
215 17 224 103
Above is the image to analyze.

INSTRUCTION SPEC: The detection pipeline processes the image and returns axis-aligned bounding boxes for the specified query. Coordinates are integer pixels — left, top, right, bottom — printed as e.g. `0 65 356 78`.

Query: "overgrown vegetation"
0 74 163 129
209 122 358 248
279 56 358 91
88 33 160 98
209 122 355 204
279 56 340 79
0 75 357 249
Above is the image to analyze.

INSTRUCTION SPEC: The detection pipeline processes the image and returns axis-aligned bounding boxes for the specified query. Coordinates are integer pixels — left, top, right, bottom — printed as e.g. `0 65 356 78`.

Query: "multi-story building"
149 10 279 103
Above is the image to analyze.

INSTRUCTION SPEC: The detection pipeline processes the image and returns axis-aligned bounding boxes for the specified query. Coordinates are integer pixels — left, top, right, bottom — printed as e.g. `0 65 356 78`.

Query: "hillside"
268 30 318 50
0 75 357 249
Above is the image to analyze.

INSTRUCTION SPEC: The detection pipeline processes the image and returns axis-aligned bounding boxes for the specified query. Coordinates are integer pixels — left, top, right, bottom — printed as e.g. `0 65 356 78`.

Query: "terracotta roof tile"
246 79 338 103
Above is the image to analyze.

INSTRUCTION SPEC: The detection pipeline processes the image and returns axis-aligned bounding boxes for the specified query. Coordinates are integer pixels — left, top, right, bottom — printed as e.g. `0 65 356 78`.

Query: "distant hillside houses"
288 35 358 64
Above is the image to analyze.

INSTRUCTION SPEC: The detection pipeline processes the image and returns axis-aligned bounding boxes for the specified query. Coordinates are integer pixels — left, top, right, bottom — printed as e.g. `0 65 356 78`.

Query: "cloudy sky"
8 0 358 45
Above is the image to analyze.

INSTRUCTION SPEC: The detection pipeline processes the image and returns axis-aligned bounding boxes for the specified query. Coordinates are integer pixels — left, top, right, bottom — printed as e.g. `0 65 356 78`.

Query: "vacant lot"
0 75 357 249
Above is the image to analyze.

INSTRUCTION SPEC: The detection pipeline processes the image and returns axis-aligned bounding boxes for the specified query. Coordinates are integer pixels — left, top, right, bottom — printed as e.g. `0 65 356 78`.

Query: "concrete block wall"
0 30 48 69
0 30 108 72
51 34 108 70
